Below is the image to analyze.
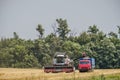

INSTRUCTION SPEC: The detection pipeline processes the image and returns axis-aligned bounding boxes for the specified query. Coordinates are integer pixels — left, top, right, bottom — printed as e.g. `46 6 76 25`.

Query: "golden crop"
0 68 120 80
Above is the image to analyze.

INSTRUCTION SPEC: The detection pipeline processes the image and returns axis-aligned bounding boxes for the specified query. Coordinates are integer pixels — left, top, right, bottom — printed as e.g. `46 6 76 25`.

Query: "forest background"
0 18 120 69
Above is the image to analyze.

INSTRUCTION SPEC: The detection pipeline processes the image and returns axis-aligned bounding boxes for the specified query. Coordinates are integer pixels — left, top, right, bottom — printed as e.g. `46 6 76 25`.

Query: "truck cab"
78 58 95 72
79 60 91 72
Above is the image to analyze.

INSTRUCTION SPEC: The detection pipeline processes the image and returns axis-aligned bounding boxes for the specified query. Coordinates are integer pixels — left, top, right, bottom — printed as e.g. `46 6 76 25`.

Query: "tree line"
0 18 120 69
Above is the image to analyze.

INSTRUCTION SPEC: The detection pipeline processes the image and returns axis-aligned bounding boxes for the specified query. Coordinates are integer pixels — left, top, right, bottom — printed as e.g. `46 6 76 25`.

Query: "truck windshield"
80 61 89 64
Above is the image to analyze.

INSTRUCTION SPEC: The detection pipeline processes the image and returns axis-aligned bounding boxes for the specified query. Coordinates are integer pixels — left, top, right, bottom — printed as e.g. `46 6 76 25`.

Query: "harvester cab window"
56 57 65 63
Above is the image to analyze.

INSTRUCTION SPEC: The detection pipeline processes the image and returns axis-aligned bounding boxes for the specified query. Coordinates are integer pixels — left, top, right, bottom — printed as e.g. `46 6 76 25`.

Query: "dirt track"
0 68 120 80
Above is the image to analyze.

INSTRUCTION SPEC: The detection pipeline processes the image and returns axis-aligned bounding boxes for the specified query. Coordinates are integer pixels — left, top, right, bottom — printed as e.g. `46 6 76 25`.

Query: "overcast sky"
0 0 120 39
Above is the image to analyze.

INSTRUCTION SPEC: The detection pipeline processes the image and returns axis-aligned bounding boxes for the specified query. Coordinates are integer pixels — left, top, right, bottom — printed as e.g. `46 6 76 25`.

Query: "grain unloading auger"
44 52 74 73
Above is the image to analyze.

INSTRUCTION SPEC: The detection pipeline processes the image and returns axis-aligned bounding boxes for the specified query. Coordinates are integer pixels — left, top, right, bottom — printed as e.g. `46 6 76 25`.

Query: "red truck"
78 58 95 72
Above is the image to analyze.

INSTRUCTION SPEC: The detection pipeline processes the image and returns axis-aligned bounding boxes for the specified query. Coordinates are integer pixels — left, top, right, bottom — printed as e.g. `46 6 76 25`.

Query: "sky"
0 0 120 40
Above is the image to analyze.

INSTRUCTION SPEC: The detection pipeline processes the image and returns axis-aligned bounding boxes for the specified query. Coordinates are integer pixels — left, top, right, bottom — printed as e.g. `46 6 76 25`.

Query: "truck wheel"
65 71 70 73
79 70 86 72
45 71 50 73
79 70 81 72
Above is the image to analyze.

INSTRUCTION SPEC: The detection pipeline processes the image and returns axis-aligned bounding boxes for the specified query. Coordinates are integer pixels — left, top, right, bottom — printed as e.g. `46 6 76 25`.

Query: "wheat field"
0 68 120 80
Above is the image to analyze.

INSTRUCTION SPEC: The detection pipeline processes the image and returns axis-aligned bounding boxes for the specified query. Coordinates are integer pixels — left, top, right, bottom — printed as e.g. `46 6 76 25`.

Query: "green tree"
87 25 99 34
77 32 91 45
33 39 51 67
36 24 45 38
97 31 106 41
45 33 63 57
108 32 118 38
13 32 19 39
117 26 120 38
0 48 14 67
24 54 39 68
56 18 71 40
94 38 116 68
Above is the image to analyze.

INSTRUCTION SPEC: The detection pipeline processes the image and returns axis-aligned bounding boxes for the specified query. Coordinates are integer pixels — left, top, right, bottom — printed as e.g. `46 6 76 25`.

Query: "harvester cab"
53 52 72 66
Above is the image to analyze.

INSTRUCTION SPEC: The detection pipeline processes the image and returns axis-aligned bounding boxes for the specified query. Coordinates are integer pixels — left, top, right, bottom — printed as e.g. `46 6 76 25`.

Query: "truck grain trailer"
78 58 95 72
44 52 74 73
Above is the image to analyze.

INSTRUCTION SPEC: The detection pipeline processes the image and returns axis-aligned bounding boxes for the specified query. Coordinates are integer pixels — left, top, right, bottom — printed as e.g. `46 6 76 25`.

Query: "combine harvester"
44 52 74 73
